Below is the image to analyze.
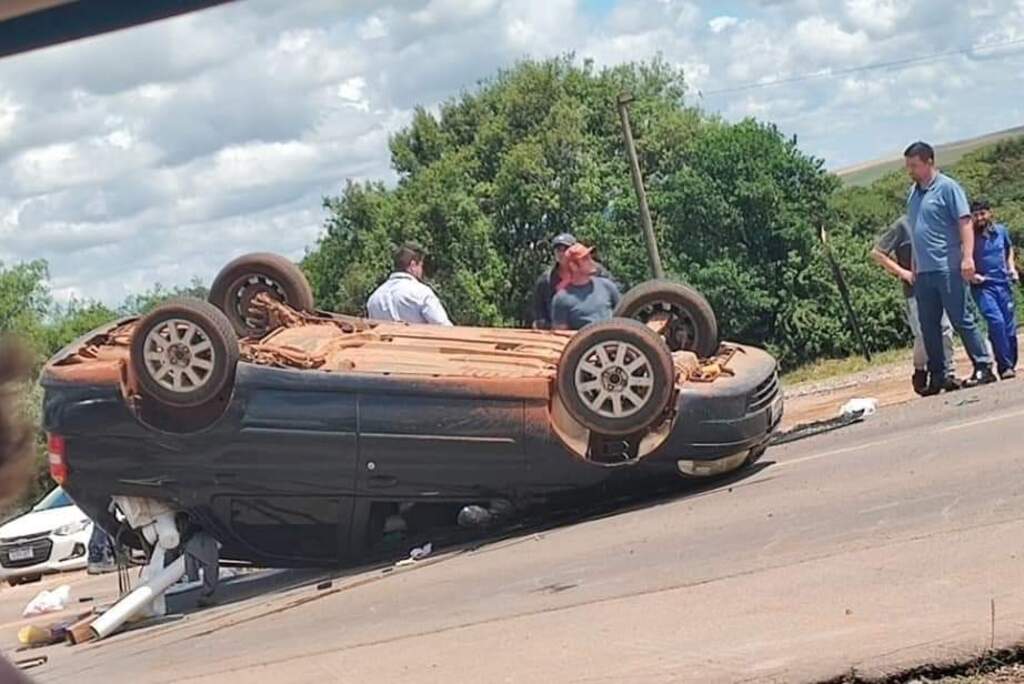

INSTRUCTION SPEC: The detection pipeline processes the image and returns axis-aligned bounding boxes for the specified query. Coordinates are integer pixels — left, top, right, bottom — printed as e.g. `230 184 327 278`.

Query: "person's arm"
421 291 453 326
960 216 977 282
949 183 975 281
1004 227 1019 282
551 294 571 331
870 247 914 284
532 275 551 329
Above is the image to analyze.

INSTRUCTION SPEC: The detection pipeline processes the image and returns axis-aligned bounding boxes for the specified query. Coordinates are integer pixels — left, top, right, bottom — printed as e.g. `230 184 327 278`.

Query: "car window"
32 488 72 511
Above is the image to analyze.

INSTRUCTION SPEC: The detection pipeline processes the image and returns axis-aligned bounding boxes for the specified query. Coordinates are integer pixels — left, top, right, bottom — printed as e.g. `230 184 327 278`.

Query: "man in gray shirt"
871 215 955 394
552 243 621 330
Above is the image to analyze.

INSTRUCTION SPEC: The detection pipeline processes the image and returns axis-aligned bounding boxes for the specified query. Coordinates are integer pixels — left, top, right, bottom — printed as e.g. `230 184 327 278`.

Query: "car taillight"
48 433 68 485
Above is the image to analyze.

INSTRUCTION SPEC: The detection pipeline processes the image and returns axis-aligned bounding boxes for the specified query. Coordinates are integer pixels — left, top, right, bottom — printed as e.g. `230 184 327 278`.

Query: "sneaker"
963 366 998 388
1000 368 1017 380
911 369 929 396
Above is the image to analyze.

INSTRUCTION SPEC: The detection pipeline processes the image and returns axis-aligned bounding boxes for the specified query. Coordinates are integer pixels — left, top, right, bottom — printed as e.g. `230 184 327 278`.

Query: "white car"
0 487 93 586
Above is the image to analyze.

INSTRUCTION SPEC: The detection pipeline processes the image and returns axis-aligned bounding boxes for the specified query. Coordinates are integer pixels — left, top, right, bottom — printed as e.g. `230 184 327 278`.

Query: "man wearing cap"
871 215 955 394
968 199 1019 379
551 243 622 330
366 242 453 325
532 232 614 329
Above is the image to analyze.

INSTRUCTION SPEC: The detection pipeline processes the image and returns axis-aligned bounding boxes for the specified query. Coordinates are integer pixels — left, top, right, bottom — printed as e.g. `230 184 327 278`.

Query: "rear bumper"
653 346 782 461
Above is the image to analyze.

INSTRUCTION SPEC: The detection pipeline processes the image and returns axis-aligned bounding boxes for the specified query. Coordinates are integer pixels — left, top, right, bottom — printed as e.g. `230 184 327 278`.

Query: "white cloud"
708 16 739 34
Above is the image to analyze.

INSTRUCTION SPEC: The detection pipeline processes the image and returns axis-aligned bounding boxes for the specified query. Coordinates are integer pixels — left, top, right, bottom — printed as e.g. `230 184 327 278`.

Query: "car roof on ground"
0 0 237 59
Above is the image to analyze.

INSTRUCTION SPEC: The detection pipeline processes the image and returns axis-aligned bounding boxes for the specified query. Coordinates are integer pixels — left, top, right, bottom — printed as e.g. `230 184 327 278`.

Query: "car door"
211 367 360 565
356 377 527 500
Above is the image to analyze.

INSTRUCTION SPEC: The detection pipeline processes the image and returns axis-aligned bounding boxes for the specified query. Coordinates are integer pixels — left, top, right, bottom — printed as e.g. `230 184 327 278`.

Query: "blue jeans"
87 523 114 563
972 283 1018 373
915 271 992 376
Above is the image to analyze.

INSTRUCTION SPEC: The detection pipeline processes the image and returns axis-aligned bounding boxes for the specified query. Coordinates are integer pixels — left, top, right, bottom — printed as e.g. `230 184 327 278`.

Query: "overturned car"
41 254 781 568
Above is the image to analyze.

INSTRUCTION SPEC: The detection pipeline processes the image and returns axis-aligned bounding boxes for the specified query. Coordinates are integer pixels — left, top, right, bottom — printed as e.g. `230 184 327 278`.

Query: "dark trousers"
87 523 113 563
915 271 992 375
972 282 1018 373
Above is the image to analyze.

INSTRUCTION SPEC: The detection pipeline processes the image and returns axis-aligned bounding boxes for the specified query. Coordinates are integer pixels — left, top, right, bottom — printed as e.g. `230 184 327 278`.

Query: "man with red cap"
551 243 622 330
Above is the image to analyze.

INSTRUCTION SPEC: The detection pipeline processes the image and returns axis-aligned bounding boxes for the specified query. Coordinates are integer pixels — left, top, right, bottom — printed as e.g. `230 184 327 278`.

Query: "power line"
700 36 1024 97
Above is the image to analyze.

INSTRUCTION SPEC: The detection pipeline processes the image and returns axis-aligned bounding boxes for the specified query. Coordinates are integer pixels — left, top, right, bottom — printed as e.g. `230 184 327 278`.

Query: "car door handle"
366 475 398 488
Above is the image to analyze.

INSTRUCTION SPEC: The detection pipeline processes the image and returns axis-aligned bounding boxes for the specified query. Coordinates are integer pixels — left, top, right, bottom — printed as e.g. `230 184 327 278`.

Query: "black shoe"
942 375 963 392
912 369 929 396
963 366 998 388
1000 368 1016 380
919 376 943 397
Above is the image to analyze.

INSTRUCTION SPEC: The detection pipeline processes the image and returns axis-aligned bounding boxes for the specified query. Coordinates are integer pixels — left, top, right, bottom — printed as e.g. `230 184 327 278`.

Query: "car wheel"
209 252 315 338
557 318 676 436
614 279 719 358
7 577 22 587
130 298 239 409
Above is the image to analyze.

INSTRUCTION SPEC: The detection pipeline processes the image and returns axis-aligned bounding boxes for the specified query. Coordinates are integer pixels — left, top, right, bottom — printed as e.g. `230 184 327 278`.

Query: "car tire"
614 279 719 358
7 577 22 587
557 318 676 436
208 252 315 338
130 298 239 409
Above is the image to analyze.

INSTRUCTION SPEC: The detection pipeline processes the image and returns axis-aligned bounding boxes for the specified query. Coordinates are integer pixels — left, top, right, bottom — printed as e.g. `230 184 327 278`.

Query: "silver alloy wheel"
573 340 655 419
142 318 217 394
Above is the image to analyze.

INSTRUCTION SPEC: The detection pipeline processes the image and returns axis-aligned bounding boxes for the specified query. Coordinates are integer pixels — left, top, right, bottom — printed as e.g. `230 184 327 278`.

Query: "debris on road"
410 543 432 561
840 397 879 418
14 655 47 671
21 585 70 617
316 581 333 591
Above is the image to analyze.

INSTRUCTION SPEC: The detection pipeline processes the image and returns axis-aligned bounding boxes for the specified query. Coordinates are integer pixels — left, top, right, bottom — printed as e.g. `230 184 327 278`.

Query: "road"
4 378 1024 683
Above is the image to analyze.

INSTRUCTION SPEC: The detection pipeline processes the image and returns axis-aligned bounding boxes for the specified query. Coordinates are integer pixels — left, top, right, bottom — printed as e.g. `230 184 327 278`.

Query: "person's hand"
1011 269 1020 284
961 257 976 283
899 268 915 285
971 273 987 285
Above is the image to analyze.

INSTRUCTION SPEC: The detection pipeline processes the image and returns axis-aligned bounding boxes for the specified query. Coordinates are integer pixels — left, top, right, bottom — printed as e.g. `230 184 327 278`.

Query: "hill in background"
836 125 1024 186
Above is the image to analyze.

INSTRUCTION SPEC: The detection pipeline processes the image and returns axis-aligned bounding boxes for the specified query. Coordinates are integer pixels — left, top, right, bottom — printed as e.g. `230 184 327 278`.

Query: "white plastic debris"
839 397 879 418
22 584 71 617
409 543 432 561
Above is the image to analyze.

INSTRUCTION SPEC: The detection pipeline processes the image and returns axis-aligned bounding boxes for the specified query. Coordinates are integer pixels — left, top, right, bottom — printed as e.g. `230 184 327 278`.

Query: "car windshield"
31 487 73 512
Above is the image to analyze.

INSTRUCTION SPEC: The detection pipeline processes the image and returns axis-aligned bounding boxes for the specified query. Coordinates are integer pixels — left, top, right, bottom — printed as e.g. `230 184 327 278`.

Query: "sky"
1 0 1024 305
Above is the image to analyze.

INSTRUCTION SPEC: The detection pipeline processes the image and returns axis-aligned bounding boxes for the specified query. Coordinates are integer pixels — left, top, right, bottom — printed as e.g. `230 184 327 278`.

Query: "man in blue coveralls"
968 199 1019 379
904 141 996 394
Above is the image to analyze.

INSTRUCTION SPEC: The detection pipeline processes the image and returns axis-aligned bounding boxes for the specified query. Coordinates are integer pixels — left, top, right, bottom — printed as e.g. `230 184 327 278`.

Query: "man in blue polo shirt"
969 199 1019 379
904 141 996 393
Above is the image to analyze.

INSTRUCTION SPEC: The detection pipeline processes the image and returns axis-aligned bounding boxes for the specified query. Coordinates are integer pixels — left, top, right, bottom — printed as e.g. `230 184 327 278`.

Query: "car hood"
0 506 89 541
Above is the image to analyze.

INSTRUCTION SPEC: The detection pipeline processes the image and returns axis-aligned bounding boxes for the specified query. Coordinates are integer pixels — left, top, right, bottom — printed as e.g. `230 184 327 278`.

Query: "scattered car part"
614 280 719 358
90 550 185 640
557 318 676 436
130 298 239 409
208 252 315 337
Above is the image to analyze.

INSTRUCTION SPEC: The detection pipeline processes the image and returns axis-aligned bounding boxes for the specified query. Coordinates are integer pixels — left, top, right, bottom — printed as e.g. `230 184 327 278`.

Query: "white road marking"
775 405 1024 471
938 406 1024 433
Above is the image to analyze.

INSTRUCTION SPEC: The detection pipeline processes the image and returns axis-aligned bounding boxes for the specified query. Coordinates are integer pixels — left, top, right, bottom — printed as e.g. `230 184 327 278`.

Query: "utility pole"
616 92 665 280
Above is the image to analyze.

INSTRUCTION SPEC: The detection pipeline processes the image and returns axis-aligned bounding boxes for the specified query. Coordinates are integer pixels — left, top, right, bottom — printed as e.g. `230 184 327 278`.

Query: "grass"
781 347 912 386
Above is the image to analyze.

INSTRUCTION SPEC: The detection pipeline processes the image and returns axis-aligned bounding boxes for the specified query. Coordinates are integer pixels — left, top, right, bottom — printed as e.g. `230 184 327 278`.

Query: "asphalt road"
4 378 1024 683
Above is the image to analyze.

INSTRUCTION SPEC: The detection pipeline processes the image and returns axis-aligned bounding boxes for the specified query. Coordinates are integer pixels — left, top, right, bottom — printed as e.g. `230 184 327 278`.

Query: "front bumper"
652 346 783 461
0 528 91 580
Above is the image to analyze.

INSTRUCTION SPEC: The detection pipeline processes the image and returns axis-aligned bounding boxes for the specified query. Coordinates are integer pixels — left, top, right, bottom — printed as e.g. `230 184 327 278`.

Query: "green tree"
304 56 884 367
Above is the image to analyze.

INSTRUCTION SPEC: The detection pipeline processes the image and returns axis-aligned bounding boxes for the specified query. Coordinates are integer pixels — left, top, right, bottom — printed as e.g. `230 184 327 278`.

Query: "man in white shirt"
366 242 453 325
